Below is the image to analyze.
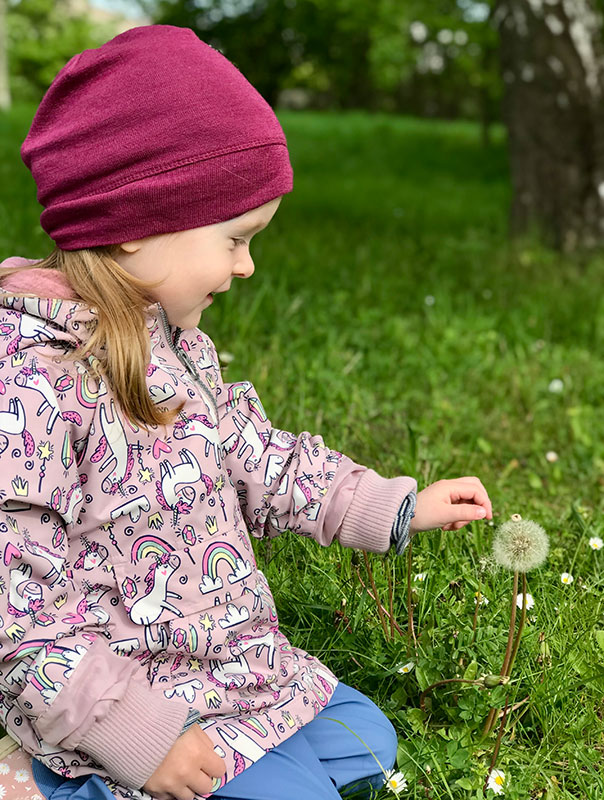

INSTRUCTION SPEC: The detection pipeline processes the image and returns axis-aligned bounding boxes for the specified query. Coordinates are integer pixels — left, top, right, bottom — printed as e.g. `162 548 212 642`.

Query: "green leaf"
455 777 475 790
594 630 604 655
450 746 470 769
476 437 492 454
463 660 478 681
528 471 543 490
415 665 429 691
406 708 427 734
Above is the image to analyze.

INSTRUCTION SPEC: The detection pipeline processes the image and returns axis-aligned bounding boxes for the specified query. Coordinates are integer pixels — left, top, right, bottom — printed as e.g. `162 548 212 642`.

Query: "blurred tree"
370 0 501 145
0 0 10 109
495 0 604 251
150 0 503 126
5 0 115 103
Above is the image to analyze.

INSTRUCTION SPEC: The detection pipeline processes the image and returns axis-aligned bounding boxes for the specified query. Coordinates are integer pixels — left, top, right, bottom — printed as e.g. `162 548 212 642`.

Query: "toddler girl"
0 24 492 800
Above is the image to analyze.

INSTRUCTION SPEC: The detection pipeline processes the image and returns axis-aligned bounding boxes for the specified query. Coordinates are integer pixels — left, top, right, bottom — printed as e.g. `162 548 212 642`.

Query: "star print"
138 467 154 483
188 657 201 671
37 442 53 460
199 613 214 632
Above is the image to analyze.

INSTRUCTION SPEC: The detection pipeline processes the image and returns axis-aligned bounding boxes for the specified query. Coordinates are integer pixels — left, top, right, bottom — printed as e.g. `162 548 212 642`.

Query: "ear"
118 240 144 254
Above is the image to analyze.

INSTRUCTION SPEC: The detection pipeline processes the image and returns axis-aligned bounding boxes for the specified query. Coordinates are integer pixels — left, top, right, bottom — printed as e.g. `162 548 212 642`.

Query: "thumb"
448 503 487 523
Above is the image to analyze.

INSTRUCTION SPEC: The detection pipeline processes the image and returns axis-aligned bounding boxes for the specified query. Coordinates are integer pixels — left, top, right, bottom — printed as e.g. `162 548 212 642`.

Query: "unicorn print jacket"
0 258 416 799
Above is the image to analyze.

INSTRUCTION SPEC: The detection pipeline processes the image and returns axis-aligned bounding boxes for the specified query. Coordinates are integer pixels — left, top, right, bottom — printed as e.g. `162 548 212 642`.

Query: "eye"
231 238 248 248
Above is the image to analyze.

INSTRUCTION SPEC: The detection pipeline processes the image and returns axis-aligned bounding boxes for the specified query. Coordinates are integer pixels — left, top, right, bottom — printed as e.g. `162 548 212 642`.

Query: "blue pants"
32 683 397 800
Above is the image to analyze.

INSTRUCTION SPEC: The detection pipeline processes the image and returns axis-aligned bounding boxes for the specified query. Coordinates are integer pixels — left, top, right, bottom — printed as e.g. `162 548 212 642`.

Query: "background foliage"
3 103 604 797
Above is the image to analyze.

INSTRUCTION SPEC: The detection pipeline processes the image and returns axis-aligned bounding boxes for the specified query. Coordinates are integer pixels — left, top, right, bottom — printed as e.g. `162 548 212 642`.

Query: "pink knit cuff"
338 469 417 553
78 680 190 789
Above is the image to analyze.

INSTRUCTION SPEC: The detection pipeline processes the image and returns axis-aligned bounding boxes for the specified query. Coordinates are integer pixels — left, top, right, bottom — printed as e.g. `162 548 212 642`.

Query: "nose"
234 249 255 279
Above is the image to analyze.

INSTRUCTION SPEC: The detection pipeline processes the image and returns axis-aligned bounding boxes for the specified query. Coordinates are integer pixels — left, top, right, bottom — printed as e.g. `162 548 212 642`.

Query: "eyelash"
231 238 248 247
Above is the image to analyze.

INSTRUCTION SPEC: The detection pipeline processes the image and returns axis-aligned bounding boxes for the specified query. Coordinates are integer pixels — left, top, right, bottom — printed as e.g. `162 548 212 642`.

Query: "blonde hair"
0 246 185 432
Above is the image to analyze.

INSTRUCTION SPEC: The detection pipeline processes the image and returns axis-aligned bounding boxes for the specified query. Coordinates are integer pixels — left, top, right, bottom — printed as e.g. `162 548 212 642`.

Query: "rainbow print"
130 535 174 564
76 371 100 409
4 639 49 662
201 542 242 579
240 717 268 737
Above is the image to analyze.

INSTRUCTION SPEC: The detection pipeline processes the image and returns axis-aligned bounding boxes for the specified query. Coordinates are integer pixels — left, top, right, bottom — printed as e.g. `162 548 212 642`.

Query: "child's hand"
410 477 492 533
143 724 226 800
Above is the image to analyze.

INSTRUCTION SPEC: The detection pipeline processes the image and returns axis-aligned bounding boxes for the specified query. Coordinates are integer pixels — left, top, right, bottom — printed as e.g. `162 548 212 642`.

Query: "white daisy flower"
589 537 603 551
14 769 29 783
561 572 574 585
516 593 535 610
384 769 407 795
0 765 9 775
424 295 435 307
545 451 558 463
474 592 489 606
0 784 6 799
31 795 42 800
218 351 235 364
548 378 564 393
487 768 506 794
414 572 426 582
396 661 415 674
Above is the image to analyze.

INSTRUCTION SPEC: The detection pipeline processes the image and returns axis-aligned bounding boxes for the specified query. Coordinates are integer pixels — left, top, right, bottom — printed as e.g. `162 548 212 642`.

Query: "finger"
454 478 493 517
451 485 491 514
442 520 469 531
193 732 227 778
189 771 214 796
447 503 487 523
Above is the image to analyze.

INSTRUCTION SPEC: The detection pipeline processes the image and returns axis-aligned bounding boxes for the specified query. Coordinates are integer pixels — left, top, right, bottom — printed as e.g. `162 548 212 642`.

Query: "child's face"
115 196 282 329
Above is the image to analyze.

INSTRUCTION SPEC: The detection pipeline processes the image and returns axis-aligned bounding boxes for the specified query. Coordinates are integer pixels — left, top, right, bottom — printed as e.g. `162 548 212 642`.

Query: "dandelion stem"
362 551 390 641
386 556 395 640
483 695 509 794
407 541 417 656
354 566 404 635
506 573 528 679
483 571 518 736
501 571 519 677
471 584 482 645
419 677 484 712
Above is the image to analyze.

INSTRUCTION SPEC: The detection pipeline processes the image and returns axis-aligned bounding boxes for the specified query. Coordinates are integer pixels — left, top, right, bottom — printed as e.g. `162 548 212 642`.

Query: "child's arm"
0 389 189 789
201 333 416 553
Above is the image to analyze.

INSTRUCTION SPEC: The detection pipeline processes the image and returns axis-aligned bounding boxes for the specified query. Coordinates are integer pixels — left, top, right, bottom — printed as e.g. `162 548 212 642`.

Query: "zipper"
157 305 219 421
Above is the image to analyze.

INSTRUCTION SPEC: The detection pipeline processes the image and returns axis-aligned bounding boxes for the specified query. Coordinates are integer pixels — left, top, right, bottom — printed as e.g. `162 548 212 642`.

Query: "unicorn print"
221 411 268 473
90 399 134 495
5 305 56 354
227 628 277 671
15 362 82 435
155 448 204 520
215 723 266 767
173 412 222 469
73 537 109 571
126 553 182 625
7 563 48 621
0 397 26 435
22 530 67 588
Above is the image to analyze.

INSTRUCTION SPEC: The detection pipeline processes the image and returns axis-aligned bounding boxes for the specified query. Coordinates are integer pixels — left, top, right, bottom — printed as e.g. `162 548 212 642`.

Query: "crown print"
11 477 29 497
11 351 26 367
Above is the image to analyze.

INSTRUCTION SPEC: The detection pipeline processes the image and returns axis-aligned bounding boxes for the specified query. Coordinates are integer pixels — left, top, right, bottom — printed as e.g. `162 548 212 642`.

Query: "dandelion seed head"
492 515 549 573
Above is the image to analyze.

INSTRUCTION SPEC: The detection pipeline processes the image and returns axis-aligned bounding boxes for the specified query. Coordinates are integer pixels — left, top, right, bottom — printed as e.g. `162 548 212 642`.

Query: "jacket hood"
0 256 165 359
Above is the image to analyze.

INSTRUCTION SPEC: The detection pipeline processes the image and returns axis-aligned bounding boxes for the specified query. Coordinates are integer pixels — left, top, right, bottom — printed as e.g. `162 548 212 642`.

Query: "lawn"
2 106 604 799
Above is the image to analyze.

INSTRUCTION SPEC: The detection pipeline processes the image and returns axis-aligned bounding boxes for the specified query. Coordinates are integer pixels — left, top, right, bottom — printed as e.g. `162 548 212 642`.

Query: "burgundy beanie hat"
20 24 293 251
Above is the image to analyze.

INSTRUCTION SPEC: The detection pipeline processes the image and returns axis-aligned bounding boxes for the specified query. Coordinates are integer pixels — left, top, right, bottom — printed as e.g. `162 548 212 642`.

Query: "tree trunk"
0 0 11 111
495 0 604 251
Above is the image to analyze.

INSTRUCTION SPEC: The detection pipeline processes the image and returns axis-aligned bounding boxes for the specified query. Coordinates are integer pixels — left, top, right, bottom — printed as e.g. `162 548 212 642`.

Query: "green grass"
2 106 604 798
